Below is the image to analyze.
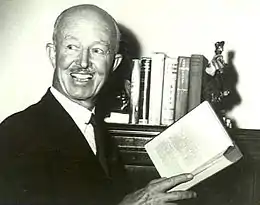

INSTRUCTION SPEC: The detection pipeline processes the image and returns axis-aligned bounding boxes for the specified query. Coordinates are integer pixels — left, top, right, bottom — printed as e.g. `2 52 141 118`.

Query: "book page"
145 101 234 178
171 145 242 190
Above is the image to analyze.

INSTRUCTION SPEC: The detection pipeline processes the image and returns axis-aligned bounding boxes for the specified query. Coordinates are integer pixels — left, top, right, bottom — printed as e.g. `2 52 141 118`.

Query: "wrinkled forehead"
63 21 112 42
55 10 117 45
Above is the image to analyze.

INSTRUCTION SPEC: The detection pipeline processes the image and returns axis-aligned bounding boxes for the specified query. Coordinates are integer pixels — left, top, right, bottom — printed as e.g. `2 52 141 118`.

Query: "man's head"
47 4 122 110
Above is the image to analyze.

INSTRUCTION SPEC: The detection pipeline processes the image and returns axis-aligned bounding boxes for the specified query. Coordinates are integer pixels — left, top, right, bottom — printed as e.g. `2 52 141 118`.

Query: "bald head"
47 4 123 109
53 4 120 52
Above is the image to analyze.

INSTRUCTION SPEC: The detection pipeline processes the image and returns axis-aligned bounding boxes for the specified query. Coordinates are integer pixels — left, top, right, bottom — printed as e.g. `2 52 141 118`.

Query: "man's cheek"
57 55 73 70
96 71 110 80
96 62 111 75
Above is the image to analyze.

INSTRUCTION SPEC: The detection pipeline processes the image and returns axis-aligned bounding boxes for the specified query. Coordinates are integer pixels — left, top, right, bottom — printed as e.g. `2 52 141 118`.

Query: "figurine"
203 41 232 128
206 41 226 76
204 41 230 103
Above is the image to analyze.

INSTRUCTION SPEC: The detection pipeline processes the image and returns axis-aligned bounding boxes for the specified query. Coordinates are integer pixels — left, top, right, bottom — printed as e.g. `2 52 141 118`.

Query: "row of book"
129 52 209 126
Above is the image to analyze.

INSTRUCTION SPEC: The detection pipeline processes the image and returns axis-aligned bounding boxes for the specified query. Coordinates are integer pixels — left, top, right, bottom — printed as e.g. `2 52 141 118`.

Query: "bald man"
0 4 196 205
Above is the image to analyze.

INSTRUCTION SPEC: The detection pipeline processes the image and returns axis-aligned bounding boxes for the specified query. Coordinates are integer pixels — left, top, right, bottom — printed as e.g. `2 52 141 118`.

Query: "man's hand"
119 173 197 205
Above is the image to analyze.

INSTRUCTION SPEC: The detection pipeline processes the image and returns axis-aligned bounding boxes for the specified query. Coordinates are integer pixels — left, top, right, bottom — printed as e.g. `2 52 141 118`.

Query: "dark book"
138 57 152 124
188 54 208 111
174 56 191 121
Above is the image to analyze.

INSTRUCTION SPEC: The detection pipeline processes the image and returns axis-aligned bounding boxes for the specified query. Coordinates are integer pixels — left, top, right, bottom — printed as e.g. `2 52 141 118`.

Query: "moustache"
70 66 95 74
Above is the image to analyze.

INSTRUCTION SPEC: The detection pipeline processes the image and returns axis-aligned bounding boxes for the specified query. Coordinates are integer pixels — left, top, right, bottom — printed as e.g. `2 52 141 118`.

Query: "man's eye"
91 48 105 55
67 45 78 50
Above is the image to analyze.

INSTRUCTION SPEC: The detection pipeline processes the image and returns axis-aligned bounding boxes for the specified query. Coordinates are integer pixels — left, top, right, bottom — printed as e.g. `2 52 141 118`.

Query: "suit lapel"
41 89 110 176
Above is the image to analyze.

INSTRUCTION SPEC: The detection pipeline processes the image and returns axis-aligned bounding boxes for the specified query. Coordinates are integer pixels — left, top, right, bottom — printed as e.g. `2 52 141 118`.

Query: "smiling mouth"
70 73 94 82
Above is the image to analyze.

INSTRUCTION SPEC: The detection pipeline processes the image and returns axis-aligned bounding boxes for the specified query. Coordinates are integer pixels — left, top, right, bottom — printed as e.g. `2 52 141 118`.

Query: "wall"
1 0 260 129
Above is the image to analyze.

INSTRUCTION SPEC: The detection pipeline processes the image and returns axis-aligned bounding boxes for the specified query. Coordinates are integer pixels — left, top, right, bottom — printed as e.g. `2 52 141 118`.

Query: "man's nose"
79 49 89 68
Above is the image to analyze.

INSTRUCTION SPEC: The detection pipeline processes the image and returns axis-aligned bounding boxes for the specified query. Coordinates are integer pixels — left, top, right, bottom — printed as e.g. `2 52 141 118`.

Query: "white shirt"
50 87 97 155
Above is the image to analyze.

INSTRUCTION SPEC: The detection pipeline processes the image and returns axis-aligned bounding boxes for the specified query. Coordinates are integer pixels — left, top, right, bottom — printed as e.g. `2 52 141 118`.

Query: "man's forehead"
63 34 112 47
57 7 115 32
53 5 119 49
58 15 114 37
58 23 113 43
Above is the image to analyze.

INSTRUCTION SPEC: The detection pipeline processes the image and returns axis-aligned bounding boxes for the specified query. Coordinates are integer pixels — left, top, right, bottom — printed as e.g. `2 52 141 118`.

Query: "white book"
161 56 178 125
129 59 141 124
144 101 242 191
148 52 166 125
104 112 130 124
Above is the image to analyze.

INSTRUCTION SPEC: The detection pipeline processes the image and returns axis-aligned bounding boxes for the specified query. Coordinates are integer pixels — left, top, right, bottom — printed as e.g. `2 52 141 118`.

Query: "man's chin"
68 92 94 101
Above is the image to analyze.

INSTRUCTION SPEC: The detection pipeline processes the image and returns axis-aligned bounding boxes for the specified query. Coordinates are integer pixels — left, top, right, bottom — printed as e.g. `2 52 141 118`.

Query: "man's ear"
112 54 123 72
46 43 56 68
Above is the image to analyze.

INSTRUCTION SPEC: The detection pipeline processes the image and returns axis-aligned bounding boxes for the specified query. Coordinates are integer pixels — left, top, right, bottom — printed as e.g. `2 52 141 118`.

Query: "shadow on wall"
113 23 142 83
222 51 241 128
201 49 241 128
96 24 141 119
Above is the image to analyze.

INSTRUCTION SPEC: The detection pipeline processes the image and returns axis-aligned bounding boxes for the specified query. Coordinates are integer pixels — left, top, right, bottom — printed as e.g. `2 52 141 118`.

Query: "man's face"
50 16 120 107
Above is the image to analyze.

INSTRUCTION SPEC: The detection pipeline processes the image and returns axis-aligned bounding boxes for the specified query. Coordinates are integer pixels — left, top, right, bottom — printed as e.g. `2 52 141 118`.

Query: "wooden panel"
230 129 260 160
190 157 256 205
124 165 159 190
120 150 153 166
107 123 260 205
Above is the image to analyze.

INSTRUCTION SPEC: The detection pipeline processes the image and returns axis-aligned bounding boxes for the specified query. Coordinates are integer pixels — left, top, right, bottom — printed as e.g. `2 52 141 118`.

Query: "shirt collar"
50 87 94 127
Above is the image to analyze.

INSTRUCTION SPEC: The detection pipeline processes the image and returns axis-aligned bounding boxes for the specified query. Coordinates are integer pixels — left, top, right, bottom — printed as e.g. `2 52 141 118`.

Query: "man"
0 4 196 205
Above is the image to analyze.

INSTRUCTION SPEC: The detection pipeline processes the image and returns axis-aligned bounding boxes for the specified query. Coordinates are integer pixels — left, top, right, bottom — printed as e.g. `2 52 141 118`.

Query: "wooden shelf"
106 123 260 205
107 123 260 161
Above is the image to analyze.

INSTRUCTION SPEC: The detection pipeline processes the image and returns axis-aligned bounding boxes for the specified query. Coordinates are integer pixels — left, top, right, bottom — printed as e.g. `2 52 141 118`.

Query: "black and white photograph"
0 0 260 204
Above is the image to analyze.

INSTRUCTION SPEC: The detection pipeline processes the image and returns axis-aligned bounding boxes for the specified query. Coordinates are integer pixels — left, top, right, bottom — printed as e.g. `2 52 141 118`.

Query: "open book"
144 101 242 191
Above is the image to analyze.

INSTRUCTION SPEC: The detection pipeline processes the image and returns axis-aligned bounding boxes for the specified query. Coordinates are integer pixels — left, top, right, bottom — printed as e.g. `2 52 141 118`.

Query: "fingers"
119 174 196 205
148 177 167 185
151 173 194 192
163 190 197 202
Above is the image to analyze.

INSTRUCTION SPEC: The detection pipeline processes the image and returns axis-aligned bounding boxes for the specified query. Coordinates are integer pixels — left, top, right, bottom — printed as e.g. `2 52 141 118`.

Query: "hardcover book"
138 57 151 124
144 101 242 191
188 54 208 111
174 56 191 121
161 56 178 125
148 52 166 125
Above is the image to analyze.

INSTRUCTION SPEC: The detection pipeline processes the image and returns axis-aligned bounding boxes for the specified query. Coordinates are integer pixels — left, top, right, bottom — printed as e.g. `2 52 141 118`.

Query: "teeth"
71 73 93 82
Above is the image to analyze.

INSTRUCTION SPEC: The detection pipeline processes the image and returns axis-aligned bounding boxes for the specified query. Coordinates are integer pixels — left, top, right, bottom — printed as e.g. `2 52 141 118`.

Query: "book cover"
144 101 242 191
174 56 191 121
138 57 152 124
148 52 166 125
161 56 178 125
188 54 208 111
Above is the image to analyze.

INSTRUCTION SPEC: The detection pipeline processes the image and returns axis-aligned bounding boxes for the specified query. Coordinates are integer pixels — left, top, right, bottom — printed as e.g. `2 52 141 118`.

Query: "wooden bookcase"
107 123 260 205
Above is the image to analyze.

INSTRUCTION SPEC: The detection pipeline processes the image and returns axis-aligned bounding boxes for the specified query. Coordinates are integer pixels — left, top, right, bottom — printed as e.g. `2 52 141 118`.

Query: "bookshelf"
107 123 260 205
105 45 249 203
106 52 228 127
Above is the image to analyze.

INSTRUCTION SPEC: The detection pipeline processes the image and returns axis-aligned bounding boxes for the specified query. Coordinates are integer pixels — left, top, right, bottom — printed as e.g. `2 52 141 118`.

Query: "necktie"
87 114 109 176
84 114 97 155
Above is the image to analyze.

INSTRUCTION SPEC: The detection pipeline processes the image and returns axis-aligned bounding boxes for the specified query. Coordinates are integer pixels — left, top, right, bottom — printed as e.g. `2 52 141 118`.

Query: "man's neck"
51 86 95 111
50 86 95 121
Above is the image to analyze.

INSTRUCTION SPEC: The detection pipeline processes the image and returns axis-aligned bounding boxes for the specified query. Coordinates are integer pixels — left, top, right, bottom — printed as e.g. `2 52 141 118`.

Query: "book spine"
188 54 208 111
174 56 191 121
138 57 152 124
129 59 141 124
161 56 178 125
148 52 166 125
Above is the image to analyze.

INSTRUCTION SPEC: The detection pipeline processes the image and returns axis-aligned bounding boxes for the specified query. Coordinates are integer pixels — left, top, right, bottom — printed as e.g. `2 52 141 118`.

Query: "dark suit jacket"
0 89 128 205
